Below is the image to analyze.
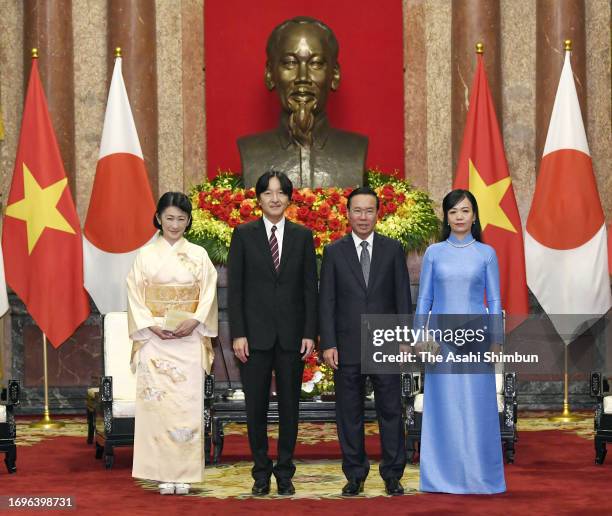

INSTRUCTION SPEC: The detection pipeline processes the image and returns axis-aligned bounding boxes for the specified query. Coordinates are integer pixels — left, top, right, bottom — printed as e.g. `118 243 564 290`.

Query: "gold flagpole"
30 333 64 429
548 345 586 422
547 39 586 423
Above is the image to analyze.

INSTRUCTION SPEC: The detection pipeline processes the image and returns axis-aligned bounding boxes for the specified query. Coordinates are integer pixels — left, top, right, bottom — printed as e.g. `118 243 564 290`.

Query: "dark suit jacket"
227 218 318 351
318 233 412 365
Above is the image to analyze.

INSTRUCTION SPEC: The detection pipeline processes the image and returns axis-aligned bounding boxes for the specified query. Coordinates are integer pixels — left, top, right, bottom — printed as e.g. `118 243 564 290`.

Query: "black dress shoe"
384 477 404 496
251 478 271 496
341 478 365 496
276 479 295 496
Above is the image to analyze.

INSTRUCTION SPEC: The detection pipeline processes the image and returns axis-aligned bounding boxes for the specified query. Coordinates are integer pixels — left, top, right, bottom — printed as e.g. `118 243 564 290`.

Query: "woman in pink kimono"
127 192 218 495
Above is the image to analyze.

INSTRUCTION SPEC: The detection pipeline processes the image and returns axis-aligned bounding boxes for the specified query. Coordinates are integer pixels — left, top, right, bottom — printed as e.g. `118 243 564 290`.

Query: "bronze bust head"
238 17 368 189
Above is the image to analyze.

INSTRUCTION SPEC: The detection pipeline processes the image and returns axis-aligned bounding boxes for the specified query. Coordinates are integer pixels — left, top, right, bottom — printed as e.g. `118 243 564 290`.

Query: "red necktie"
270 225 280 270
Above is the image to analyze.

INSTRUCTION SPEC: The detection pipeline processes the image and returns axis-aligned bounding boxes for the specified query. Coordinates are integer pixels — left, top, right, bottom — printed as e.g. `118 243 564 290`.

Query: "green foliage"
186 169 440 263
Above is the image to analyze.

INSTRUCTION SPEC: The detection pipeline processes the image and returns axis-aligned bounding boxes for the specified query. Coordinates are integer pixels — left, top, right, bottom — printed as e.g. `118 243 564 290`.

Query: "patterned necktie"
270 225 280 271
360 241 370 286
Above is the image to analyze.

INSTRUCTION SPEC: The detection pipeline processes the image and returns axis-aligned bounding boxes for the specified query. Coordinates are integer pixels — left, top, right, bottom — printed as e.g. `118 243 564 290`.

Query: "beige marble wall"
404 0 429 192
500 0 536 226
0 0 609 224
0 0 23 207
424 0 452 213
0 0 22 380
182 0 206 189
585 0 611 220
73 0 107 222
156 0 184 196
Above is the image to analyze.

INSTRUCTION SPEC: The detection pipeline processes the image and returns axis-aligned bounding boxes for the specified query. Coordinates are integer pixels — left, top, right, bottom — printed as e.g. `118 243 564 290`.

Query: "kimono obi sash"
144 284 199 317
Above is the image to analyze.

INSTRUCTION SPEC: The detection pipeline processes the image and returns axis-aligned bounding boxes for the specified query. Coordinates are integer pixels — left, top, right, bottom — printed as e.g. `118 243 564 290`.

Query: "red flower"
344 225 352 234
396 193 406 203
307 211 318 223
328 217 341 231
330 231 343 241
304 194 316 206
318 203 331 217
239 203 252 218
314 220 326 232
233 191 245 202
313 236 322 248
382 184 395 198
292 191 303 203
329 191 341 205
385 201 397 214
228 217 240 228
338 204 347 215
245 189 256 199
306 353 318 365
297 206 310 221
302 368 314 382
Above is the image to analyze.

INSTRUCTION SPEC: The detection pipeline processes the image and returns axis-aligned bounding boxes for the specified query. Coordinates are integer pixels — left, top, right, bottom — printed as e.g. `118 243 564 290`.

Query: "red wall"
205 0 405 179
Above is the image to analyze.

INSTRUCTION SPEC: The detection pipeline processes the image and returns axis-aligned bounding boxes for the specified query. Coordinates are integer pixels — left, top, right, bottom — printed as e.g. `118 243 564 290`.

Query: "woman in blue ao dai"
416 190 505 494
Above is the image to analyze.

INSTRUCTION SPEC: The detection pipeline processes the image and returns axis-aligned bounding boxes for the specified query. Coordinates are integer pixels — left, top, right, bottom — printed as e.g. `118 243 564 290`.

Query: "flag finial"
31 48 38 59
114 47 122 58
564 39 572 51
475 42 484 54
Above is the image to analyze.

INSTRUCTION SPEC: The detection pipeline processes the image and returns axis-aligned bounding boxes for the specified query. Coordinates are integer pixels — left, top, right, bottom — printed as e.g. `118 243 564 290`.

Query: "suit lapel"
253 219 277 276
367 232 384 294
278 221 296 277
340 235 367 291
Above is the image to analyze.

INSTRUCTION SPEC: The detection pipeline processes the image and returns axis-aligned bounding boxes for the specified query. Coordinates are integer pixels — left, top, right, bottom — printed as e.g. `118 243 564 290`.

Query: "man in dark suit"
227 171 318 496
319 186 412 496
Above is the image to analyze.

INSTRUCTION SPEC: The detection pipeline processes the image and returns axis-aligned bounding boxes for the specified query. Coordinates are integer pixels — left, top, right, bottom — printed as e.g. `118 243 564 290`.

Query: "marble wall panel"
585 0 611 220
404 0 428 191
72 0 107 221
0 0 23 205
424 0 452 214
156 0 184 196
182 0 206 189
500 0 536 225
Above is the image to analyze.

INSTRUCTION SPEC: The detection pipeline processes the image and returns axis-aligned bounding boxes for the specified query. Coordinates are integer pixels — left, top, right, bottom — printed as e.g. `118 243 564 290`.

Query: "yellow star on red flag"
6 162 75 254
468 159 516 233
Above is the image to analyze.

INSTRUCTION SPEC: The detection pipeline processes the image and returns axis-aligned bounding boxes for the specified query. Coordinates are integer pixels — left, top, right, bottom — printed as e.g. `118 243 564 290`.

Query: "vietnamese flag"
1 57 89 347
525 49 611 342
83 55 156 314
453 52 529 316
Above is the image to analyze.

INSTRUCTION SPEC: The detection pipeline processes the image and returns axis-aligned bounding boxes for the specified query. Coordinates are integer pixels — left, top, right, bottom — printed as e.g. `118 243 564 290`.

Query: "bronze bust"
238 17 368 189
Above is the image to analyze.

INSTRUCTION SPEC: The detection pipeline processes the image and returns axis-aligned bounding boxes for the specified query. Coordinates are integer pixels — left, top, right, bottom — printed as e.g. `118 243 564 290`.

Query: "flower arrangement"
301 351 335 399
187 169 439 264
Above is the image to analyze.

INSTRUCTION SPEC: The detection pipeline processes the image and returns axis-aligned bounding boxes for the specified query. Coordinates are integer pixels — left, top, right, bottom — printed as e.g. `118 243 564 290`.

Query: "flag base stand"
29 333 65 430
548 403 588 423
29 408 65 430
548 346 587 422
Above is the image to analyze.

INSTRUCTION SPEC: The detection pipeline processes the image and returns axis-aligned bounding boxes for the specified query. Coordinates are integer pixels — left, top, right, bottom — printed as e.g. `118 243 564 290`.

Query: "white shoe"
174 483 190 495
159 482 175 495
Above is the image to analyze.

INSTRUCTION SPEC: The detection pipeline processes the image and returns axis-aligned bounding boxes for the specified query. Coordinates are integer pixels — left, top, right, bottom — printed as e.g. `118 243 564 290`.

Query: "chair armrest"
204 374 215 400
0 380 20 406
401 372 422 398
590 371 607 399
503 372 517 399
99 376 114 402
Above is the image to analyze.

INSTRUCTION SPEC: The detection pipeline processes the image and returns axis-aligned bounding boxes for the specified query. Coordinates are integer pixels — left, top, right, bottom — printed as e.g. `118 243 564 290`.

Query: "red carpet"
1 424 611 515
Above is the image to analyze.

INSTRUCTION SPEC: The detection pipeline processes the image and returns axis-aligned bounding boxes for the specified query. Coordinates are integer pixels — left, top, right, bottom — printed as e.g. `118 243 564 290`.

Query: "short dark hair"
347 186 379 210
255 170 293 200
266 16 339 63
440 189 482 242
153 192 193 232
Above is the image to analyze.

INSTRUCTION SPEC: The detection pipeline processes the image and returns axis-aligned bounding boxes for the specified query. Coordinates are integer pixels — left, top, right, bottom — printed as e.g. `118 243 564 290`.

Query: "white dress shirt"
263 216 286 261
351 231 374 261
